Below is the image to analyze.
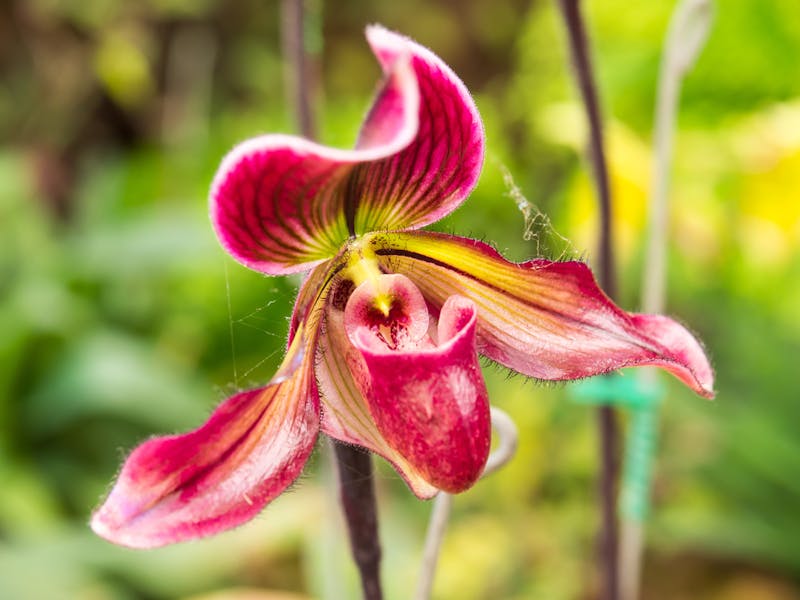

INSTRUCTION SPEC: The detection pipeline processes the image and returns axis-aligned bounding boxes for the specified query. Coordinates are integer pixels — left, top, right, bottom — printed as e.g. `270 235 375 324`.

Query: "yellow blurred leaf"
94 29 154 108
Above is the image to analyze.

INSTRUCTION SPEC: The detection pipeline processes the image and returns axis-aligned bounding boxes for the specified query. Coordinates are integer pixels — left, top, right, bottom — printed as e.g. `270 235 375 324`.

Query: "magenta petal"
350 26 485 233
628 313 715 395
343 272 431 351
210 26 484 275
316 302 439 499
91 342 319 548
372 231 715 398
345 278 491 493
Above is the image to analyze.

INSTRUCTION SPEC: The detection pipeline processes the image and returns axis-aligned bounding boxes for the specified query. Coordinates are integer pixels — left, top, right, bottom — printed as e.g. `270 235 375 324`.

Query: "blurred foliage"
1 0 800 599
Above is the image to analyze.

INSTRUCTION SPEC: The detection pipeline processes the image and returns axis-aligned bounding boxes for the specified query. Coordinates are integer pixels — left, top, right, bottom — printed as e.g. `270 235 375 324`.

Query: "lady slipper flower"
91 26 714 549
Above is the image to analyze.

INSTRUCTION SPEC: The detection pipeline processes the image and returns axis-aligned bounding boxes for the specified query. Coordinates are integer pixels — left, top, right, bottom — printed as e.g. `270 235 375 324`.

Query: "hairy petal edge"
91 333 320 548
372 231 715 398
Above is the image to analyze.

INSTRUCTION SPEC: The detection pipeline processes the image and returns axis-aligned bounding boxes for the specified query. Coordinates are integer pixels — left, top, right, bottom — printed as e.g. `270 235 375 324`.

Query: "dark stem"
280 2 383 597
557 0 616 297
596 403 619 600
556 2 619 599
280 0 316 138
333 442 384 600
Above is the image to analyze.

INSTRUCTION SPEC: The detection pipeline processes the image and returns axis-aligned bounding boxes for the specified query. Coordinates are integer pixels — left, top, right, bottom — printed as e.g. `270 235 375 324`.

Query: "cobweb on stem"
496 160 576 261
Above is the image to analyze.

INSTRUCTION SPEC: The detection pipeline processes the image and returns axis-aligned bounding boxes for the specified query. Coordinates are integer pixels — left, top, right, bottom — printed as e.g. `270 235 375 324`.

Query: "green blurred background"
1 0 799 598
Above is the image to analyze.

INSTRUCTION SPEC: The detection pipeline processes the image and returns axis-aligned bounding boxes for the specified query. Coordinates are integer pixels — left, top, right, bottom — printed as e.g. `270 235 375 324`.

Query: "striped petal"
370 231 715 398
350 26 484 233
288 258 341 345
90 333 319 548
210 25 484 275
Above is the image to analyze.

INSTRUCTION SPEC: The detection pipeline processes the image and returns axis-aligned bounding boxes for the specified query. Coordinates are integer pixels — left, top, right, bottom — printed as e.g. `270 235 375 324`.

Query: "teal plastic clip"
569 372 664 410
569 372 667 522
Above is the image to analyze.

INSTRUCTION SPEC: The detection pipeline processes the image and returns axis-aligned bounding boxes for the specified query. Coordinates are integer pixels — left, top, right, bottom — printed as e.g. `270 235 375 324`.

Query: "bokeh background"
2 0 799 599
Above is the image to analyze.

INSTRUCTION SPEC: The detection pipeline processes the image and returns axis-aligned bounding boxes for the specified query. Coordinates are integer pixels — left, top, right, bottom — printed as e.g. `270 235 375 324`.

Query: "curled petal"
371 231 715 398
351 26 485 233
210 26 484 275
350 295 491 493
91 337 319 548
316 303 439 499
341 276 491 493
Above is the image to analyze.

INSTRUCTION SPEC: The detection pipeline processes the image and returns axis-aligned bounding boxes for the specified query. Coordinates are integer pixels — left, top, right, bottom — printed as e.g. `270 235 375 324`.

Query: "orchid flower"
91 26 714 549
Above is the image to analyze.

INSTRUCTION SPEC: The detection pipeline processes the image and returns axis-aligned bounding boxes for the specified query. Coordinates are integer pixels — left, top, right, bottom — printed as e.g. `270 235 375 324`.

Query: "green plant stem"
621 3 713 599
414 408 518 600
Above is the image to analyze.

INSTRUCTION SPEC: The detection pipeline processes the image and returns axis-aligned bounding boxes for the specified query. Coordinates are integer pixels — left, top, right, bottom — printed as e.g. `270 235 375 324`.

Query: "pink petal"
210 26 484 275
371 231 715 398
343 272 431 352
316 301 439 499
91 338 320 548
352 26 484 232
344 275 491 493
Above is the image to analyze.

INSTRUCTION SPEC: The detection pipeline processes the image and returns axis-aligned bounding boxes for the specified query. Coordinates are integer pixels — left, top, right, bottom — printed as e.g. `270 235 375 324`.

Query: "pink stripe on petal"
210 27 484 275
352 26 485 233
344 276 491 493
91 338 319 548
372 231 715 398
211 138 354 276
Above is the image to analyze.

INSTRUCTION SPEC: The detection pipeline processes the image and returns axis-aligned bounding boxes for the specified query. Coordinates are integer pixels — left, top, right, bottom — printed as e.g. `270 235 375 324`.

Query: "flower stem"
280 3 383 597
556 1 619 598
414 492 453 600
557 0 616 299
280 0 316 138
332 442 384 600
